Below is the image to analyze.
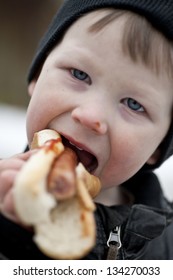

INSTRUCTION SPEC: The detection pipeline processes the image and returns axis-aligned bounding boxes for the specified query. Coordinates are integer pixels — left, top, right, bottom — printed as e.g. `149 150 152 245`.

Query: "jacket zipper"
107 226 122 260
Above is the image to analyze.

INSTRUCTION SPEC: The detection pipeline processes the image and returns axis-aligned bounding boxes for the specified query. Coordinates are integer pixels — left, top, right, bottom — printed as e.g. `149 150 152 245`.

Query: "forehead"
65 9 119 37
69 9 111 26
60 9 125 54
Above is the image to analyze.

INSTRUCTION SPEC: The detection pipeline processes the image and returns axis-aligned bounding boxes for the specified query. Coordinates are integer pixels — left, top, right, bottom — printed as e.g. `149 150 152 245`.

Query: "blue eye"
71 69 91 84
123 98 144 112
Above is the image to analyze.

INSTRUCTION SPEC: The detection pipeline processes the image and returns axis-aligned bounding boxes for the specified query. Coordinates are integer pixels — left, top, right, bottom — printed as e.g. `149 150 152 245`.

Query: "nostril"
94 122 101 129
92 122 101 132
92 122 107 134
71 108 107 134
71 108 81 123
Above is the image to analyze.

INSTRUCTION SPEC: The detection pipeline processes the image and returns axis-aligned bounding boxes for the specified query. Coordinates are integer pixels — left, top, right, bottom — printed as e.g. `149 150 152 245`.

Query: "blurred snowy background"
0 104 27 157
0 103 173 201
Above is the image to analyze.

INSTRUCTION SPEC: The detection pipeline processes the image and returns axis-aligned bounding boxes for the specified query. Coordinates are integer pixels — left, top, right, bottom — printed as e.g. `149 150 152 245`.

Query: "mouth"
61 135 98 173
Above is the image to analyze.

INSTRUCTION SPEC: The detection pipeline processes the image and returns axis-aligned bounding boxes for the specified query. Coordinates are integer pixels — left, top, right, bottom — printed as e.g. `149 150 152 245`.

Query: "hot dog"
13 129 101 259
47 148 77 200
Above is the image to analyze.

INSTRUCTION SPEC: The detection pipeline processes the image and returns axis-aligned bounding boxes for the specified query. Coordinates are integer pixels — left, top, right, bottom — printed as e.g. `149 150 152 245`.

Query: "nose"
71 105 108 134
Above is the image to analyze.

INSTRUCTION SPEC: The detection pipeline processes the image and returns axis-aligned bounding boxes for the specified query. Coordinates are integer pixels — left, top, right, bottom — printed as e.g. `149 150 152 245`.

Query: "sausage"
47 148 78 200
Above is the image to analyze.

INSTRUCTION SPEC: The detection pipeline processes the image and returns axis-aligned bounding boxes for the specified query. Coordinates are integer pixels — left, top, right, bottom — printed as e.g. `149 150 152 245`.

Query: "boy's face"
26 10 173 189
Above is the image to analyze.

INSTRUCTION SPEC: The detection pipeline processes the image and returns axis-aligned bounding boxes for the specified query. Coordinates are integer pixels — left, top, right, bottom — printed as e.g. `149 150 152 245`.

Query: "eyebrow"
126 79 169 116
58 46 103 76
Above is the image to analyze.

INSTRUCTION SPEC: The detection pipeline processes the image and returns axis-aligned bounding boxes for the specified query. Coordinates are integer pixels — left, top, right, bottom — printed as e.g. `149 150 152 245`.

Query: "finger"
11 149 38 161
0 170 18 202
0 150 38 171
0 159 25 172
0 189 21 223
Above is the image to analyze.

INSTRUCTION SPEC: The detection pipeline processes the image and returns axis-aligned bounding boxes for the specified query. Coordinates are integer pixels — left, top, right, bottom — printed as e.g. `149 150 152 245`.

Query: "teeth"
69 141 83 151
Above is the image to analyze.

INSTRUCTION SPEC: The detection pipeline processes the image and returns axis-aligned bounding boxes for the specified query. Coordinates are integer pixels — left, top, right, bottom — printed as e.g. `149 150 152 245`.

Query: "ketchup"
44 138 62 154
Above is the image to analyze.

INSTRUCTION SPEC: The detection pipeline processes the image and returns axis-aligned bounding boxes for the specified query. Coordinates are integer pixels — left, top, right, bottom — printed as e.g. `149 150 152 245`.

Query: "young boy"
0 0 173 260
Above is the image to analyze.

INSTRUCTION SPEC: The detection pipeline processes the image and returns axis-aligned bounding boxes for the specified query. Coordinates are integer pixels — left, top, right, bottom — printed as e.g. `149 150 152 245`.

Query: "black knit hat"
27 0 173 169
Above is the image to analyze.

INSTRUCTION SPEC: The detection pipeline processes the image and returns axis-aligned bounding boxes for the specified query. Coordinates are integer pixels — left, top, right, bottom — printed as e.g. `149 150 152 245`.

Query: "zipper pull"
107 226 122 260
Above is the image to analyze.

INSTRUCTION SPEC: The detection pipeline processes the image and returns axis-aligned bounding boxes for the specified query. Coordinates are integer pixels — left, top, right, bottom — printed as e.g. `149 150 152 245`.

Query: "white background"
0 260 172 280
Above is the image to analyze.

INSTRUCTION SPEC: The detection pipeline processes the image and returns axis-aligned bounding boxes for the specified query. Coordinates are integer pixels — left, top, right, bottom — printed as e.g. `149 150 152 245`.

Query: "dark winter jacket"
87 171 173 260
0 170 173 260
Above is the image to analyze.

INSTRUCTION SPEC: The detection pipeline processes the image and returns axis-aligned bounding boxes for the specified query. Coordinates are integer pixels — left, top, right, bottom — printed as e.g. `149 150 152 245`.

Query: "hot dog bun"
13 129 101 259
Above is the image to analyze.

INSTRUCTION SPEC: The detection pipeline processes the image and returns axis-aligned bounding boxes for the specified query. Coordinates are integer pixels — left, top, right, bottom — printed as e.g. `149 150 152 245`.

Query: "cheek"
100 148 140 188
26 78 73 144
99 133 158 188
26 98 47 144
26 83 57 143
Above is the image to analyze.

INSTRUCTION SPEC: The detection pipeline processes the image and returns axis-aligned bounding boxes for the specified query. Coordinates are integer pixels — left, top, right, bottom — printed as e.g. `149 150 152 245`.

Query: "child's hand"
0 150 37 223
